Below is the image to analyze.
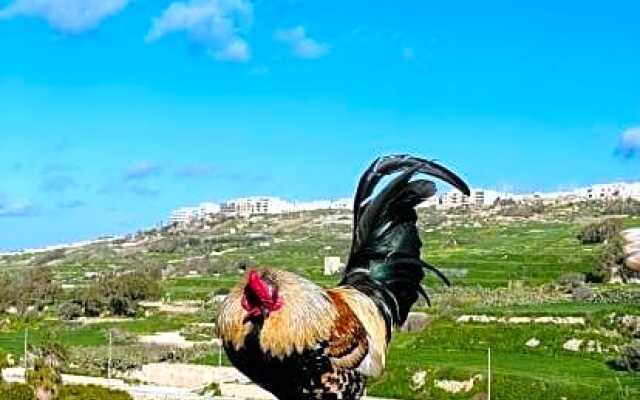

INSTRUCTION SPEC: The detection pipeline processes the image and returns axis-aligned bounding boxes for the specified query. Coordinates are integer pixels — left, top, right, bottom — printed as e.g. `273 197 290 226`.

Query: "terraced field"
0 208 639 399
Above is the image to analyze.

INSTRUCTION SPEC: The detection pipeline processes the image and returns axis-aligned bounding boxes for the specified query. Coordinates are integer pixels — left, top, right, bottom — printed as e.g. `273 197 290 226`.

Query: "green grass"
421 221 598 287
0 314 196 354
369 321 640 399
2 210 639 399
468 301 640 317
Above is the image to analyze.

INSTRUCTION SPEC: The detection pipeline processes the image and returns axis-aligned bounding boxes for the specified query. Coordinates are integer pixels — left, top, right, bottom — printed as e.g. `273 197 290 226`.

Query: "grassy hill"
0 201 639 399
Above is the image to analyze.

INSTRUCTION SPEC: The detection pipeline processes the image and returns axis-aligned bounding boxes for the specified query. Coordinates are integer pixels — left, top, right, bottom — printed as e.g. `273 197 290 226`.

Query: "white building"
170 202 221 224
293 198 353 211
472 182 640 204
440 188 502 209
577 182 640 201
220 197 294 216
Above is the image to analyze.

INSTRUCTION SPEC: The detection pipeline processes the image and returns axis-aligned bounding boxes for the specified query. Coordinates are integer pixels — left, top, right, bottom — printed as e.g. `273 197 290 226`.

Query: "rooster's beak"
242 305 269 324
260 306 268 320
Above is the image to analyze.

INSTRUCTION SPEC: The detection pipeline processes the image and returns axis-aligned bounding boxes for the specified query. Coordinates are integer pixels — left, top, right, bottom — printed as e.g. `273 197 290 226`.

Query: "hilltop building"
220 197 293 216
169 181 640 221
438 188 502 209
292 198 352 212
170 202 220 224
512 182 640 204
575 182 640 201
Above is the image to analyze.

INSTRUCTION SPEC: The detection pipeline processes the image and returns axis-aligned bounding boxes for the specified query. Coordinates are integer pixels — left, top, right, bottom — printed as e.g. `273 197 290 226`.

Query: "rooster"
217 154 470 400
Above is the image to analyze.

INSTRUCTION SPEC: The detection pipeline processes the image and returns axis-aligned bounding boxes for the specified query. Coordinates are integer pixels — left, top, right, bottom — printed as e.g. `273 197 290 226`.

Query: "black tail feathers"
340 154 469 334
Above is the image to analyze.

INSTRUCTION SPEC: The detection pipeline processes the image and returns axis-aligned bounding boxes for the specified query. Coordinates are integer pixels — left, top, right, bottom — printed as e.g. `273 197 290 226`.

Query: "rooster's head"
241 270 284 321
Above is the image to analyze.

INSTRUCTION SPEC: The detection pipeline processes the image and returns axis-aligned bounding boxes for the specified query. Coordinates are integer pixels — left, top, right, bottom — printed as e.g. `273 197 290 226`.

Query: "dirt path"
3 366 395 400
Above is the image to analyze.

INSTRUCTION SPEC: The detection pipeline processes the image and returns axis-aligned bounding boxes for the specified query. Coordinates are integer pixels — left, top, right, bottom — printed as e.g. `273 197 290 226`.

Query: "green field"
0 208 639 399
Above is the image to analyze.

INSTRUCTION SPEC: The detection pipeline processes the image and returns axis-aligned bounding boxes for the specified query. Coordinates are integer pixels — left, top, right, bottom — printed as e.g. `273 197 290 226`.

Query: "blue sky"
1 0 639 250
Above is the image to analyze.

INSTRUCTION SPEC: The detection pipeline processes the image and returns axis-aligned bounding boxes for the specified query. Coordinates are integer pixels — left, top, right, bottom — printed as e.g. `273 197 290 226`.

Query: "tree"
14 267 61 315
57 303 83 321
26 333 67 400
577 218 623 244
27 360 61 400
0 350 9 383
75 270 164 317
0 267 61 316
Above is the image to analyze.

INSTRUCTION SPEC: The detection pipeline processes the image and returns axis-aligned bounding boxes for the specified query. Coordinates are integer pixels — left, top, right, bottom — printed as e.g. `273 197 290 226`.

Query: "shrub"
57 302 83 321
58 384 132 400
496 201 545 218
555 272 586 290
199 382 222 396
572 285 595 301
602 198 640 216
591 288 640 304
26 360 62 400
0 383 35 400
577 218 622 244
614 341 640 373
0 267 61 316
74 270 164 317
588 234 625 283
33 249 66 267
147 239 179 253
0 350 9 382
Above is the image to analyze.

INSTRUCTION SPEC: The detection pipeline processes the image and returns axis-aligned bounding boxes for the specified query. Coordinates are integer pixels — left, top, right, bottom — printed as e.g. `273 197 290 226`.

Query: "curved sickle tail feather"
340 154 469 339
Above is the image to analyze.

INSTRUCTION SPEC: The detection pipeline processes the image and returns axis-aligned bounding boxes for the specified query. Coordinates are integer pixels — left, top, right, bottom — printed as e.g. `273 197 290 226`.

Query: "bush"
74 270 164 317
572 285 595 301
0 350 9 382
602 198 640 216
147 239 180 253
59 384 132 400
33 249 66 267
555 272 586 291
614 341 640 373
0 267 61 316
588 234 625 283
26 361 61 400
577 218 623 244
57 302 83 321
0 383 35 400
591 288 640 304
496 201 545 217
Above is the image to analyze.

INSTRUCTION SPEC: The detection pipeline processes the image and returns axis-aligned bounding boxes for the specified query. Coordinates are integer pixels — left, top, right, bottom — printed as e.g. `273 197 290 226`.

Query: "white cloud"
0 0 130 34
146 0 253 62
617 127 640 159
274 26 329 59
0 194 37 217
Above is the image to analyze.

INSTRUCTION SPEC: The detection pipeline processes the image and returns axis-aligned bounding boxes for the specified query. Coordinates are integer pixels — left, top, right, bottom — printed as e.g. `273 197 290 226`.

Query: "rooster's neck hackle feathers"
218 268 336 359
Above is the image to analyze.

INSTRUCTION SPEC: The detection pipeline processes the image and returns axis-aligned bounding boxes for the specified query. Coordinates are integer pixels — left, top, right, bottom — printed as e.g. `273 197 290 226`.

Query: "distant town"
5 181 639 256
169 181 640 224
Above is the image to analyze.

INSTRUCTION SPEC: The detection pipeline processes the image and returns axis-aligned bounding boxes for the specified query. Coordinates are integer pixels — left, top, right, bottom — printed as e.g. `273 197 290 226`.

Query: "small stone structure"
525 338 540 348
323 256 344 276
401 312 432 332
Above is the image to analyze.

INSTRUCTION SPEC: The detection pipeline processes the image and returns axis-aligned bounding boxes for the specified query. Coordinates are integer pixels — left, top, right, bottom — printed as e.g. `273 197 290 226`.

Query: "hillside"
0 200 639 399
